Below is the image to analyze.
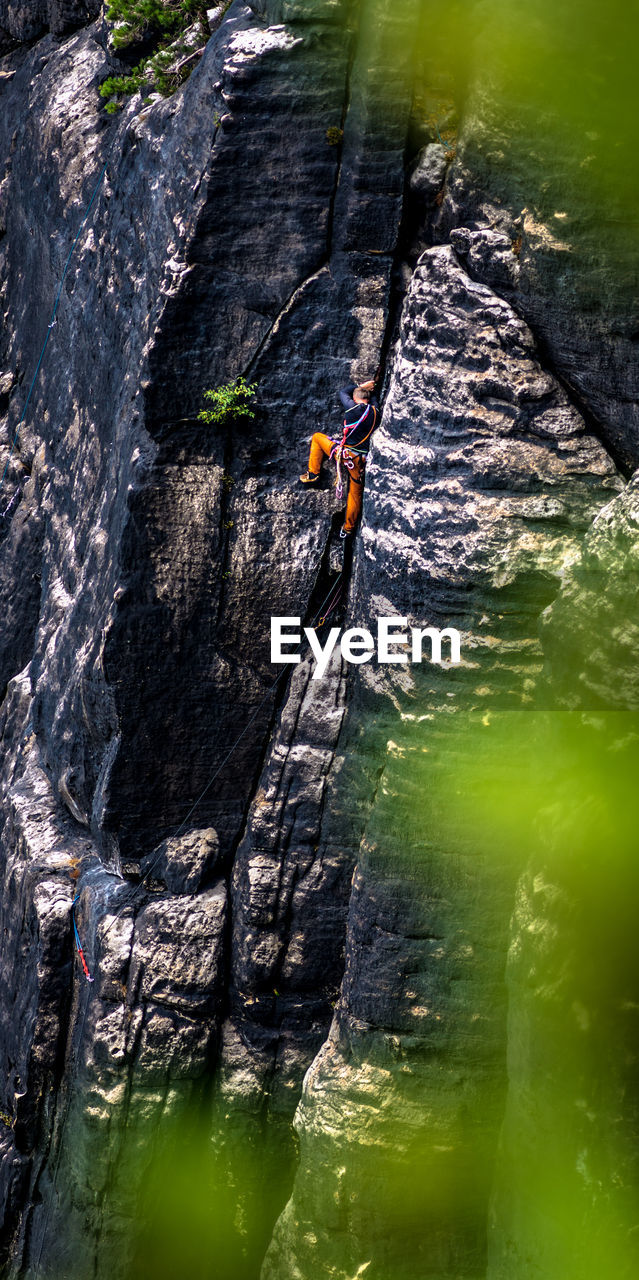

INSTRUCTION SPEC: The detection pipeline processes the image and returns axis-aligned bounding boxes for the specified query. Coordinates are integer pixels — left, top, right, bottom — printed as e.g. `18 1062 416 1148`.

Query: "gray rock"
0 0 416 1271
141 827 220 894
0 1 636 1276
450 224 520 293
409 142 448 204
0 0 99 46
221 652 350 1119
435 93 639 470
262 241 624 1280
538 471 639 708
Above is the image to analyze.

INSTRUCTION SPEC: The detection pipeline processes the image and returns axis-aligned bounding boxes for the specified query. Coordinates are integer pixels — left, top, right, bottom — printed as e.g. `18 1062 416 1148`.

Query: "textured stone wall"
0 1 418 1272
0 0 638 1277
0 0 99 50
262 234 624 1280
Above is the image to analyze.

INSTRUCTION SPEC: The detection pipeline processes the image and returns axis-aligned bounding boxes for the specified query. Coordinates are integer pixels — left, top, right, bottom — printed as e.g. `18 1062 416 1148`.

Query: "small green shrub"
98 0 227 109
326 126 344 145
105 0 199 51
198 377 257 426
101 68 146 101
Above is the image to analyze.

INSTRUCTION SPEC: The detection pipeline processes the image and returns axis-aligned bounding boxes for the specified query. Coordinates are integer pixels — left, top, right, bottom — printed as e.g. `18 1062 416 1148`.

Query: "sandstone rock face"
0 0 417 1271
0 0 637 1277
409 142 449 204
0 0 99 48
434 89 639 472
262 239 624 1280
485 456 639 1280
539 474 639 709
222 653 351 1121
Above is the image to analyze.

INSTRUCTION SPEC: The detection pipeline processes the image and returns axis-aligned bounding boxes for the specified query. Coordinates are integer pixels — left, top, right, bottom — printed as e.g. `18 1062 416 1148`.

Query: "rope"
71 897 94 983
313 571 346 628
0 155 110 494
332 403 372 500
0 485 21 521
434 119 455 153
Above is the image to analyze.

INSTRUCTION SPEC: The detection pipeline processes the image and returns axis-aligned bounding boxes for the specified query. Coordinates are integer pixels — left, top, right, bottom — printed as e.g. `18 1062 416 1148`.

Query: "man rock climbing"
299 379 379 538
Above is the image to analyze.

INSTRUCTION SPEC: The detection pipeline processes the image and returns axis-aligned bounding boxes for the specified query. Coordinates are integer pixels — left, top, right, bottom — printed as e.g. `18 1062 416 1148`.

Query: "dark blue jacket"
337 384 379 454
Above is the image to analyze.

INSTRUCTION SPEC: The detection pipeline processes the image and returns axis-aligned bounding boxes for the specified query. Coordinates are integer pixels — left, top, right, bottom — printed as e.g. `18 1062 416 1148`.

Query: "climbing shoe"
299 471 320 485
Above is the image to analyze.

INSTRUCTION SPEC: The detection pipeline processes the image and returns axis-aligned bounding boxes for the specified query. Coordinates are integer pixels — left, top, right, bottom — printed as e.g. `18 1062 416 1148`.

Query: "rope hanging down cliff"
0 156 110 493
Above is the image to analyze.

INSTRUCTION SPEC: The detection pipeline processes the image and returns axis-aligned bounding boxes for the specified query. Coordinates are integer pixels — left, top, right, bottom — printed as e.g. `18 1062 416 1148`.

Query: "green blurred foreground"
411 0 639 213
63 709 636 1280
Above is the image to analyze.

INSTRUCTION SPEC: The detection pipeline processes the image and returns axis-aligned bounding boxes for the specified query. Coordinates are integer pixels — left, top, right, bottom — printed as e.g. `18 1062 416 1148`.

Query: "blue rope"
434 119 454 152
72 894 94 982
0 156 110 493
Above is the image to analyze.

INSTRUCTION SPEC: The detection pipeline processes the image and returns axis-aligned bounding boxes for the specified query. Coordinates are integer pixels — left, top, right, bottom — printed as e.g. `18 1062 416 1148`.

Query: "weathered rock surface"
262 241 624 1279
0 0 637 1277
221 653 351 1120
433 85 639 472
539 473 639 708
0 0 418 1272
485 452 639 1280
0 0 98 49
409 142 449 204
141 826 220 894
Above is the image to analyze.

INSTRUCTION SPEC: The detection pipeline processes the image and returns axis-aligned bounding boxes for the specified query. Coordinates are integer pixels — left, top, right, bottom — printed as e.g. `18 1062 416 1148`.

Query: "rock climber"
299 379 379 539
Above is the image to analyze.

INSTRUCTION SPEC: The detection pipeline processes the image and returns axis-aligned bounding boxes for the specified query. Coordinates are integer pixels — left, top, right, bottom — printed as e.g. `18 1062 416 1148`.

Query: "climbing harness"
330 402 376 499
0 155 110 494
334 446 360 502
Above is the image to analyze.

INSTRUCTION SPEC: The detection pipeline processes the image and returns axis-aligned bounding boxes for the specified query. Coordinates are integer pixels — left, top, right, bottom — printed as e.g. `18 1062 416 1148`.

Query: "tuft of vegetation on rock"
198 378 258 426
99 0 228 111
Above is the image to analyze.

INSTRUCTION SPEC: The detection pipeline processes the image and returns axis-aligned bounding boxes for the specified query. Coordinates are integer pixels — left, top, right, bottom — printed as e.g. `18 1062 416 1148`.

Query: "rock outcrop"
0 0 637 1277
262 237 623 1280
0 0 99 50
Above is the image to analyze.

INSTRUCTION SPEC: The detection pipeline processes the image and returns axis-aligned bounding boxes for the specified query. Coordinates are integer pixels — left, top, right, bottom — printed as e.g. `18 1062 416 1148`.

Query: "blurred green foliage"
405 0 639 235
122 1110 294 1280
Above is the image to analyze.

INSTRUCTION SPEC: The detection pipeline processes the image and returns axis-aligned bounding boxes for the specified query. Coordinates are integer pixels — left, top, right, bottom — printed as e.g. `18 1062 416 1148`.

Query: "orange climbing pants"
308 432 365 534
